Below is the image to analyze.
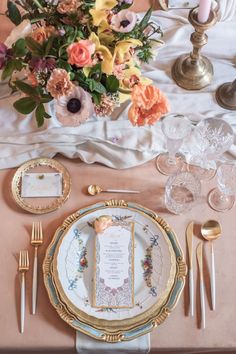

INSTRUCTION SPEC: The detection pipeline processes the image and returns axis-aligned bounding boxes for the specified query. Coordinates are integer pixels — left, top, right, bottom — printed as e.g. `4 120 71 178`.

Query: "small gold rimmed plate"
11 157 71 214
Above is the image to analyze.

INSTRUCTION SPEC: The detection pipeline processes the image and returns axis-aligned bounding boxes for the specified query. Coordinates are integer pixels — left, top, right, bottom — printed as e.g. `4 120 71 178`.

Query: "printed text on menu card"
93 223 134 308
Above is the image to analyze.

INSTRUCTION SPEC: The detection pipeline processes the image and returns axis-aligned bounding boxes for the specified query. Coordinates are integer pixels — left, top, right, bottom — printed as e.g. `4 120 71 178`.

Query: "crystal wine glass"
165 171 201 214
208 162 236 212
156 114 192 175
188 118 234 180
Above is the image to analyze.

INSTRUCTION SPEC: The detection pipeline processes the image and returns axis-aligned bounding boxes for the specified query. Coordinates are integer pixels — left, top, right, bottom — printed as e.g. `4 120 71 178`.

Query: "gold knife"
186 221 194 317
196 242 206 329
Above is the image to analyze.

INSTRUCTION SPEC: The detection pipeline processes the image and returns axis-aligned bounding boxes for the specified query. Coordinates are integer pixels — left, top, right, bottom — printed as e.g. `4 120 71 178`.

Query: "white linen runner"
0 2 235 170
76 332 150 354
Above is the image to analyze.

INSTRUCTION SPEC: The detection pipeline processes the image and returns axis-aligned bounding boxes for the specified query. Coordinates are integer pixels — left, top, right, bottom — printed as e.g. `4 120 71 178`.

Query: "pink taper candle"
198 0 212 23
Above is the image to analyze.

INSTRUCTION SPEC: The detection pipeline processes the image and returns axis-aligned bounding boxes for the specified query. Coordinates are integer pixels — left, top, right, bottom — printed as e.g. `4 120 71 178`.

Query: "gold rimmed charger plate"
43 200 187 341
11 157 71 214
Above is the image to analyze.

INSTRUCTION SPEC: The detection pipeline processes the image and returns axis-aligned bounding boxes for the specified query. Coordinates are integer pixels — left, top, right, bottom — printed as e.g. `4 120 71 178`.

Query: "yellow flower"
90 0 117 26
97 21 115 46
94 0 117 10
113 39 142 66
89 32 113 75
119 67 152 103
89 10 108 26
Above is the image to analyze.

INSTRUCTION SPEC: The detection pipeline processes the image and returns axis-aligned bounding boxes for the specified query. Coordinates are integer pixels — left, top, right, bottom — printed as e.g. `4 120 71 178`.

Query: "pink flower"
67 40 95 67
113 63 125 80
56 85 94 126
111 10 137 33
0 43 8 70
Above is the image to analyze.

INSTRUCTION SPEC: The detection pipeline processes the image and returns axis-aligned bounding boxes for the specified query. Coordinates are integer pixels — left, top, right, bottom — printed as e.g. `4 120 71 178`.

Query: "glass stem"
217 188 229 203
166 138 181 165
168 151 176 165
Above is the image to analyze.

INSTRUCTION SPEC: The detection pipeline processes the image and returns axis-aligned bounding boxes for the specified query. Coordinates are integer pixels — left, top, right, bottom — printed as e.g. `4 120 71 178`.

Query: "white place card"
93 223 134 308
21 172 63 198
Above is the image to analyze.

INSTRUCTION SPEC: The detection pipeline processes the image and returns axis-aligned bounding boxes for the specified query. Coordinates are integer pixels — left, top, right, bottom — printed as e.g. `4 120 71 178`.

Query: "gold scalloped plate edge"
51 203 177 329
43 200 186 342
11 157 71 214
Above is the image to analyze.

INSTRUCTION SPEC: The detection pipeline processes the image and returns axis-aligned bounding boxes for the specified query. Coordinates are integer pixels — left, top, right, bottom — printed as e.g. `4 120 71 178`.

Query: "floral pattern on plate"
54 207 174 321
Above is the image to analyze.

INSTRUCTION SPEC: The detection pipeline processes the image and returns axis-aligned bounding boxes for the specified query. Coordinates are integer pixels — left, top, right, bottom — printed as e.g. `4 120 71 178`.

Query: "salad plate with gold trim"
11 157 71 214
43 200 186 342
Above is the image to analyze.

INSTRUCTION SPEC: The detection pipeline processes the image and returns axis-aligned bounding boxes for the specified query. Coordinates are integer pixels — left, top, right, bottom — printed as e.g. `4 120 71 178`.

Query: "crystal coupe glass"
208 162 236 212
156 114 192 175
188 118 234 180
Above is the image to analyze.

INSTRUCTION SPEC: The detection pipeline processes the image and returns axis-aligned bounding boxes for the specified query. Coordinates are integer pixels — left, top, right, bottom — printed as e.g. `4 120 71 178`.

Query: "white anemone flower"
56 86 94 126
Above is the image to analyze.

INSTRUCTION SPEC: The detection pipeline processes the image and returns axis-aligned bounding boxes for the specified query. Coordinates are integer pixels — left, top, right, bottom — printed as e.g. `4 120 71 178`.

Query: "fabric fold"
76 332 150 354
0 4 235 170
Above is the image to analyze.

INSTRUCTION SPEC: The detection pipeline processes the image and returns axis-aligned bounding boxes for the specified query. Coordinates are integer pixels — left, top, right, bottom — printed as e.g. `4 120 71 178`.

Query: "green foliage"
57 59 72 72
13 39 28 57
13 97 37 115
139 7 152 31
91 92 102 105
40 94 53 104
25 37 44 56
1 59 23 80
7 1 21 25
89 63 102 81
105 75 119 93
137 43 153 63
14 81 39 98
88 79 106 94
44 37 55 56
35 103 51 127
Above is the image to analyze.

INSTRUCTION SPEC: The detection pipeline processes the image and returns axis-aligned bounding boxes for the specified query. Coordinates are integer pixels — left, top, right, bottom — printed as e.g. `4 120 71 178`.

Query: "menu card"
93 222 134 308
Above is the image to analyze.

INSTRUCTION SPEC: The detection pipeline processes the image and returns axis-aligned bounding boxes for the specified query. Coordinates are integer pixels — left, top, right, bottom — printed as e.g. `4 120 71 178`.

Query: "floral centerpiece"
0 0 169 127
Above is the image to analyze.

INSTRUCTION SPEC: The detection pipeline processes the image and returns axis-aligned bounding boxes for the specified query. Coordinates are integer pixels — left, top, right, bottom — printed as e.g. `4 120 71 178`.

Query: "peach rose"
31 26 57 44
128 84 170 126
46 68 74 98
94 216 113 234
31 28 47 44
57 0 78 14
67 40 95 67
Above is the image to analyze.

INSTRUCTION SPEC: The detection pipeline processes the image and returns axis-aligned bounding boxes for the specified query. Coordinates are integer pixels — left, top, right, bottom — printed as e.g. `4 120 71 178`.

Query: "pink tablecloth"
0 156 236 353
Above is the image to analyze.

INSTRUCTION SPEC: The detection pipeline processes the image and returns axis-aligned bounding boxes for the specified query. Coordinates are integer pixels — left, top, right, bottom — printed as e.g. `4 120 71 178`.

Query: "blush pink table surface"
0 156 236 354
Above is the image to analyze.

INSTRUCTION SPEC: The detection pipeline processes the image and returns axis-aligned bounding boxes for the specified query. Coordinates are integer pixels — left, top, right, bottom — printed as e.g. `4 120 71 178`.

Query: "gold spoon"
201 220 222 311
88 184 140 196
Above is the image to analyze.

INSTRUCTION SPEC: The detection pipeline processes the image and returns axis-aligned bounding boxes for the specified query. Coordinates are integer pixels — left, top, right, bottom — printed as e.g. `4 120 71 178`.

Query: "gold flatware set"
18 222 43 333
186 220 221 329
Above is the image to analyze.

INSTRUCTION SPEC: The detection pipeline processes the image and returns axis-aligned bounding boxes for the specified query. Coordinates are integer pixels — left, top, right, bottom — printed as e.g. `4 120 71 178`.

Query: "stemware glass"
188 118 234 180
156 114 192 175
165 171 201 214
208 162 236 212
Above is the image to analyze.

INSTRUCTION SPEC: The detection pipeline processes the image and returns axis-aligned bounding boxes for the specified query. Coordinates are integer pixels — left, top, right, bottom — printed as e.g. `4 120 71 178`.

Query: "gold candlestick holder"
172 7 218 90
215 79 236 110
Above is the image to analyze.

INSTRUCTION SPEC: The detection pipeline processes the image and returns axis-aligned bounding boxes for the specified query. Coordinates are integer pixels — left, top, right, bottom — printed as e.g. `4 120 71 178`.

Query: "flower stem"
32 0 44 10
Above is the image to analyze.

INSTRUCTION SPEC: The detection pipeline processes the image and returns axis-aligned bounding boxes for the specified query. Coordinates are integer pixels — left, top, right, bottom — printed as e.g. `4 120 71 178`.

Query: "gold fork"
19 250 29 333
31 222 43 315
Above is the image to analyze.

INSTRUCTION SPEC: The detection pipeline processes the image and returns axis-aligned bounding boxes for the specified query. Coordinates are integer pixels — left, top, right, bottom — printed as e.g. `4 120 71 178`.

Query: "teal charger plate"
43 200 187 342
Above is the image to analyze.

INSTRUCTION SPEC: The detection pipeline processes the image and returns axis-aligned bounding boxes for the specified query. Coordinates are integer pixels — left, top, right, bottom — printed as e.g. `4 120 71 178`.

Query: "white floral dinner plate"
43 200 186 342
